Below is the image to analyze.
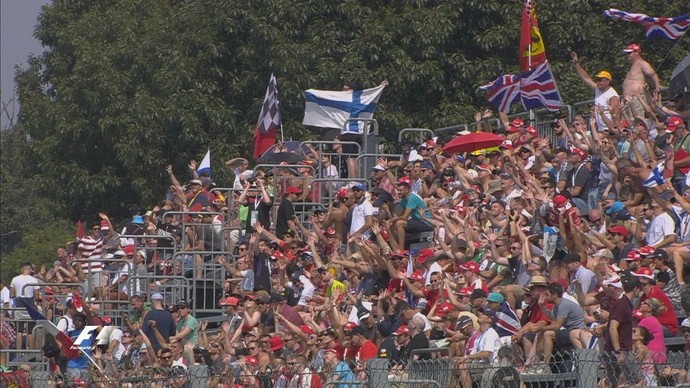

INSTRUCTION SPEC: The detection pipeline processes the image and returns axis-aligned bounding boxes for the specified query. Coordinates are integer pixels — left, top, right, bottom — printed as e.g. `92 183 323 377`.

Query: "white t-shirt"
413 312 432 332
593 87 619 131
298 277 316 306
112 262 133 294
0 286 11 307
10 274 39 298
646 212 675 246
56 315 74 333
109 327 126 360
350 199 374 237
472 327 501 363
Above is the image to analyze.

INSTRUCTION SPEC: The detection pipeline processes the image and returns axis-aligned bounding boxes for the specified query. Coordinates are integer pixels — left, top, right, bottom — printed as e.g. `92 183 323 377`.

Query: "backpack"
42 333 61 359
488 366 521 388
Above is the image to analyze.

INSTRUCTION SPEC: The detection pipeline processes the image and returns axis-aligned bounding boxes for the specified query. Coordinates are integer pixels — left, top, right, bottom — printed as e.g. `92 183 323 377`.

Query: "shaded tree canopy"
9 0 689 226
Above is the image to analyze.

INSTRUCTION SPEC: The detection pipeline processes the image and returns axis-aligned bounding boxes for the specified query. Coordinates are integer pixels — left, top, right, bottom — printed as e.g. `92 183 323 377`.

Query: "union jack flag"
494 301 521 338
604 9 690 40
480 74 522 114
520 61 562 112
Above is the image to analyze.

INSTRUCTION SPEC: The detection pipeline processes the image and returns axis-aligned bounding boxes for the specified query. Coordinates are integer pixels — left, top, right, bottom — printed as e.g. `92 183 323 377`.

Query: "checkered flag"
253 74 281 159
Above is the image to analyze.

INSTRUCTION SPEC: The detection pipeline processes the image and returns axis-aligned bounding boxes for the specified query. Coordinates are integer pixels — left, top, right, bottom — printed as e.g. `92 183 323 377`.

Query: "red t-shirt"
470 279 490 294
641 286 678 334
529 302 553 324
356 340 378 362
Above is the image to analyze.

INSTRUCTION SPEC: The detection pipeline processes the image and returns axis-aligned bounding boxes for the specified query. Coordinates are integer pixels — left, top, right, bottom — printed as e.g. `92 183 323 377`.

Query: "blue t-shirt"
67 329 92 369
405 193 428 221
333 361 355 386
143 309 176 352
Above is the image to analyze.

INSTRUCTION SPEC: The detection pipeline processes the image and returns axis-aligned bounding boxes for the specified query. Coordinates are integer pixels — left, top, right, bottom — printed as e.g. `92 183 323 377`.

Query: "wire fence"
4 349 689 388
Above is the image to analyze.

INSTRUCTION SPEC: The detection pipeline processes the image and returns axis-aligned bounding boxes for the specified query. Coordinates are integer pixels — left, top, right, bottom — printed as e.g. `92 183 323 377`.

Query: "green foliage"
0 220 73 284
11 0 689 227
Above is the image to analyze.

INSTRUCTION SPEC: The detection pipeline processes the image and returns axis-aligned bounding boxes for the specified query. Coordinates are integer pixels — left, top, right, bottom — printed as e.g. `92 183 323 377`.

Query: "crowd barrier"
5 350 689 388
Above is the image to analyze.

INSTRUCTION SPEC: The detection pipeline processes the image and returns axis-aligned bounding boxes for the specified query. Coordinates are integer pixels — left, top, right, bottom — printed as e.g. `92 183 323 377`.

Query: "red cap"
476 164 492 172
633 309 644 320
409 270 424 282
394 325 410 336
220 296 240 307
300 324 314 335
623 43 641 53
633 266 655 280
324 348 341 359
101 316 112 325
500 140 514 149
624 250 641 261
571 147 588 160
525 126 538 136
123 245 135 256
245 355 258 365
553 194 568 208
415 248 435 264
459 287 474 297
344 322 358 331
286 186 302 194
324 228 336 236
511 117 525 127
269 336 283 351
398 176 412 185
100 220 110 230
243 294 257 301
637 246 655 256
436 302 455 318
667 116 685 133
337 187 349 199
607 225 629 238
459 261 480 274
426 139 436 148
272 251 285 260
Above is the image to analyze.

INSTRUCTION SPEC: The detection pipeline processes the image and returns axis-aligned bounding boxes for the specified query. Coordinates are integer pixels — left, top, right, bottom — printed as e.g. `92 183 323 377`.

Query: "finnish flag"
302 85 385 134
197 149 211 176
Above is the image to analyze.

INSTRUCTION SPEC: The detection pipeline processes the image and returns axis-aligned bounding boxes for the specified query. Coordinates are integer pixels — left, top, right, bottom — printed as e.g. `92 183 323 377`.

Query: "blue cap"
605 201 625 215
353 183 367 191
420 161 433 170
132 215 144 224
456 155 465 163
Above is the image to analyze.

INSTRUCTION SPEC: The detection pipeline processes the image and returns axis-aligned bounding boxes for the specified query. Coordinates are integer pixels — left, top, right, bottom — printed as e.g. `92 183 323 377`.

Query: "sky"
1 0 51 129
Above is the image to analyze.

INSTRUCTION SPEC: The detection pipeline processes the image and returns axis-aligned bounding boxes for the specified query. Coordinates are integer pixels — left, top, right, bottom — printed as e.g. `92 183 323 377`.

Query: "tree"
13 0 688 224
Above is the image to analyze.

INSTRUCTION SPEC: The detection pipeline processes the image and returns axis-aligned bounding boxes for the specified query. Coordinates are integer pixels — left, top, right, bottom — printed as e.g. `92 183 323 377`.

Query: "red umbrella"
442 132 505 154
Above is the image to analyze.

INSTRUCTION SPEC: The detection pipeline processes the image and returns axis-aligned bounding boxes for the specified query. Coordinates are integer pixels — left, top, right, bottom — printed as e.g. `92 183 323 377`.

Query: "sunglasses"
160 355 172 360
248 347 258 351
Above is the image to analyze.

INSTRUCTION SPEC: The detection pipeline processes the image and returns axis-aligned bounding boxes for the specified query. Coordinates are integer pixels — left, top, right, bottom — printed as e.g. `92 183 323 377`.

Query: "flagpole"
280 123 284 143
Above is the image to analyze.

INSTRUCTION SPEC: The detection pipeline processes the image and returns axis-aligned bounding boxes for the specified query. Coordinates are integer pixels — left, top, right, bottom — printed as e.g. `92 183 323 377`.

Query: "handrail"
21 282 86 295
398 128 434 144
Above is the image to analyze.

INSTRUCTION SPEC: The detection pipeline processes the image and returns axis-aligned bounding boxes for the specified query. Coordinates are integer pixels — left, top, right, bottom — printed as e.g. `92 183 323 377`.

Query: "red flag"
253 74 281 160
520 0 546 72
76 221 84 240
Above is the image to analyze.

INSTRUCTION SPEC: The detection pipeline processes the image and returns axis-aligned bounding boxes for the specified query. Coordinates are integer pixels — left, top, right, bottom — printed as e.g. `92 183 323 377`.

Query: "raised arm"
571 52 597 89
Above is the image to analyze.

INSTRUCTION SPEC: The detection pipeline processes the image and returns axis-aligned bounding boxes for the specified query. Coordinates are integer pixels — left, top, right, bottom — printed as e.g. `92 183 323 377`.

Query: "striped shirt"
78 236 103 272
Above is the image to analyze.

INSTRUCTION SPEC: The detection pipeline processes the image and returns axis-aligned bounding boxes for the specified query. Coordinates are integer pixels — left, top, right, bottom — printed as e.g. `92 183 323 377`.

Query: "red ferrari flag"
253 74 281 160
520 0 546 72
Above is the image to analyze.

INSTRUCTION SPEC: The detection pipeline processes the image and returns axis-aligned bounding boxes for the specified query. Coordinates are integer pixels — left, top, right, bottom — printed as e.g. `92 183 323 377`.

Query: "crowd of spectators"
2 43 690 387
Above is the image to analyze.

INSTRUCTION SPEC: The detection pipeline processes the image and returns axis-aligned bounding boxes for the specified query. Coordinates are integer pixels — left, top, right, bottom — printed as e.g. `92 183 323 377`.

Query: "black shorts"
405 219 434 234
554 329 573 348
338 133 362 154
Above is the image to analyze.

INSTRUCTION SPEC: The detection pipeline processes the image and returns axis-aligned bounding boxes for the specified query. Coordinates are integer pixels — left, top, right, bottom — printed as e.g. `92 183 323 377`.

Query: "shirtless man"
622 44 661 108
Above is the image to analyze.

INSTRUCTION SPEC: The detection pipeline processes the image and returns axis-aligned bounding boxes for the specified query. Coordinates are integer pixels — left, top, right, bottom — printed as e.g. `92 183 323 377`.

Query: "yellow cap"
594 71 612 81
